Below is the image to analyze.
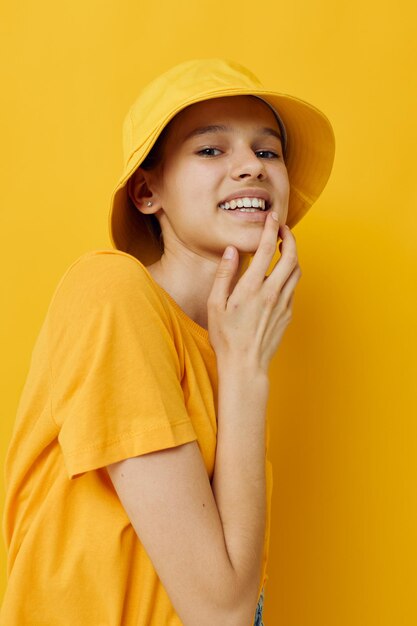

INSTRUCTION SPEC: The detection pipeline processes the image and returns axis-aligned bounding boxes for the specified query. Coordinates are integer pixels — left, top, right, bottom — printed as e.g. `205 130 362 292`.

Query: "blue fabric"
253 588 265 626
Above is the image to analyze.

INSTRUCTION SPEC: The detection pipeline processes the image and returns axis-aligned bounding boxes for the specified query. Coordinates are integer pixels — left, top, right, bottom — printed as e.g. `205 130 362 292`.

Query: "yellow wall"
1 0 416 623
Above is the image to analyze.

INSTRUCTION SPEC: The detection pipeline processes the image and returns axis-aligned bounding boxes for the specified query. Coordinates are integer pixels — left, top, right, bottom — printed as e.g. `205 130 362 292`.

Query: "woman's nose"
230 148 266 180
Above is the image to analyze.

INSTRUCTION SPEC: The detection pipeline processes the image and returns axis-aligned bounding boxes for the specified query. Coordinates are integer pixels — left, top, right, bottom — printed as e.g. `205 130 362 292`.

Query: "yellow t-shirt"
1 249 273 625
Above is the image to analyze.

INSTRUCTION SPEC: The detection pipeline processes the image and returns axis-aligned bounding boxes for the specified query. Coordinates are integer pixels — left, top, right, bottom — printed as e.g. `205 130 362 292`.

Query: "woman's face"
140 95 289 260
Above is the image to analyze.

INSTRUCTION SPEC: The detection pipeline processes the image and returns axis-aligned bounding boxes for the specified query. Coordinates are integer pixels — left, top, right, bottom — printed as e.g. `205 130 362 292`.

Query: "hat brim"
109 87 335 265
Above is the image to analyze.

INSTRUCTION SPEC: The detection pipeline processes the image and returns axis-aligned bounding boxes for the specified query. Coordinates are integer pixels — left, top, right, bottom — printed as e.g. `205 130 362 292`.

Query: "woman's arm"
206 217 301 621
107 440 245 624
107 216 301 625
209 365 270 619
107 374 269 626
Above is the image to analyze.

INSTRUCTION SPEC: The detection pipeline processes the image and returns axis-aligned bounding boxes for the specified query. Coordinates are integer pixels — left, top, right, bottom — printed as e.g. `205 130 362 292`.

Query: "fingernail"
223 246 234 259
271 211 279 222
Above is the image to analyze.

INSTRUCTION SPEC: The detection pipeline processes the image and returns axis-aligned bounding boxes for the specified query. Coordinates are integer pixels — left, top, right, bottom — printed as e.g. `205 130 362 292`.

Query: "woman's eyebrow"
184 124 282 142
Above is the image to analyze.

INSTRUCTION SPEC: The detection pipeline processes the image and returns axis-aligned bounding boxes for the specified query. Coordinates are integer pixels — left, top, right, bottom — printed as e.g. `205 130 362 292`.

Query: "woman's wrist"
216 360 270 414
215 354 270 387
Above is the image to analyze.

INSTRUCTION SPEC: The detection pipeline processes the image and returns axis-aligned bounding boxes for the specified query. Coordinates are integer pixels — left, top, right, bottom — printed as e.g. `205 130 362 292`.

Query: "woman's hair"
131 124 172 253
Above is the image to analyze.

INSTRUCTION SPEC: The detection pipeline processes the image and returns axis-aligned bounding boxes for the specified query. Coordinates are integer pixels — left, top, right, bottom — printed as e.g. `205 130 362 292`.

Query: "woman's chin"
232 236 270 256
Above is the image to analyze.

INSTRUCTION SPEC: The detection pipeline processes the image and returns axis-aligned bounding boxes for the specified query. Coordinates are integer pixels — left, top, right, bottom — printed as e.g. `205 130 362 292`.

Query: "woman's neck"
145 247 251 330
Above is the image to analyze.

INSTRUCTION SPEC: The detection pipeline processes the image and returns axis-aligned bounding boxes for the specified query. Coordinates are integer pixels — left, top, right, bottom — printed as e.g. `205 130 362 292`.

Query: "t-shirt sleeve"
47 251 198 479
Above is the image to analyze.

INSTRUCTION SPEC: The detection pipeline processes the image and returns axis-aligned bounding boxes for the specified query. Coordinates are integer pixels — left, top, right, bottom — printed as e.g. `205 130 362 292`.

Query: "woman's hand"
207 212 302 374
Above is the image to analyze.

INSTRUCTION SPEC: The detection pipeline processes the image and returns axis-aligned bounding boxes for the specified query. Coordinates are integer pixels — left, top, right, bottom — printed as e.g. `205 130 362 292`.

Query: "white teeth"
218 197 268 210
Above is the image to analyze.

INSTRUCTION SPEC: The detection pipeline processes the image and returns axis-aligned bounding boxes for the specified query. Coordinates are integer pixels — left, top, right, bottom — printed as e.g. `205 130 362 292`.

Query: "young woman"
1 58 335 625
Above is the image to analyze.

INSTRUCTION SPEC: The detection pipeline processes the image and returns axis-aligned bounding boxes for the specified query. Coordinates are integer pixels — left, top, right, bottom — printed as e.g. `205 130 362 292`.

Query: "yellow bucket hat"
109 58 335 265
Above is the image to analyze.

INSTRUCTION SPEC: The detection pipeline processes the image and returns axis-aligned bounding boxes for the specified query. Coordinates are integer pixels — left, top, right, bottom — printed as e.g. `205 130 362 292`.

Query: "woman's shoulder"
61 248 150 281
56 248 155 290
49 248 167 318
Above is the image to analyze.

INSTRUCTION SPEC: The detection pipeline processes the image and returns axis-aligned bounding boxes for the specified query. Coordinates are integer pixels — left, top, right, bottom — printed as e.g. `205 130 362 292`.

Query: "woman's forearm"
211 357 269 617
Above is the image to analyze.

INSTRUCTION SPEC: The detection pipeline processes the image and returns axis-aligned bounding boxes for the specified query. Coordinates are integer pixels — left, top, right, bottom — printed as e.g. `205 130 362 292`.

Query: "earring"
146 201 153 207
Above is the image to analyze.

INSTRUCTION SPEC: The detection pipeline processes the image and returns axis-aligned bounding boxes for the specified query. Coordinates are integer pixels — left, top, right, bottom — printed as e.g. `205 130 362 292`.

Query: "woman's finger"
207 245 239 312
237 211 281 290
261 224 299 294
276 264 302 310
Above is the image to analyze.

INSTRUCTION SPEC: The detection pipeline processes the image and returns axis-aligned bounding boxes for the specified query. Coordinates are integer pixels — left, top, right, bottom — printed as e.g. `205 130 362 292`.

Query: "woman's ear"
127 169 160 215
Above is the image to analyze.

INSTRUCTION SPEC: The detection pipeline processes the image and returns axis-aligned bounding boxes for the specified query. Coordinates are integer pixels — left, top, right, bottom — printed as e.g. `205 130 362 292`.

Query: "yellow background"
1 0 416 623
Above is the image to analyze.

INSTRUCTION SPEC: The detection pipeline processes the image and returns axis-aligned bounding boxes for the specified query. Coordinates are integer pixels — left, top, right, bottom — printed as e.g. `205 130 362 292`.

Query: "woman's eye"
196 148 280 158
256 150 280 159
197 147 222 157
